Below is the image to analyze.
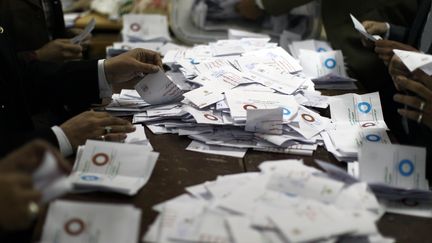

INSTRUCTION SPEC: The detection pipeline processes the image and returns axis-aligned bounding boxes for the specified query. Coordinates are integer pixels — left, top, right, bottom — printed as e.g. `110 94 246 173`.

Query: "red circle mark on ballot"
243 104 258 110
204 114 219 121
64 218 85 236
301 114 316 122
130 23 141 32
361 122 376 128
92 153 110 166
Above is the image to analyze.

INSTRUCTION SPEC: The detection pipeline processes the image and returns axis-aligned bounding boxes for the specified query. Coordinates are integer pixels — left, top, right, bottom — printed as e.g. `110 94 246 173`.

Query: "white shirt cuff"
384 22 391 40
98 59 113 99
255 0 265 9
51 126 73 157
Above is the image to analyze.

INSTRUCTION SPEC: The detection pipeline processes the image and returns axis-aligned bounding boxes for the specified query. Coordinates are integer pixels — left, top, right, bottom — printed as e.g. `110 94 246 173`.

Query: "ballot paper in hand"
350 14 382 42
135 70 184 105
70 140 159 195
33 152 72 203
393 49 432 75
359 143 428 190
41 200 141 243
70 18 96 44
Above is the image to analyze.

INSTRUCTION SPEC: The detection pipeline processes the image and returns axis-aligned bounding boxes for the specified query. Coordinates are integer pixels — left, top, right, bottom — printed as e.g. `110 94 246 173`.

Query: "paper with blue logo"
299 49 348 80
359 143 428 190
70 140 159 195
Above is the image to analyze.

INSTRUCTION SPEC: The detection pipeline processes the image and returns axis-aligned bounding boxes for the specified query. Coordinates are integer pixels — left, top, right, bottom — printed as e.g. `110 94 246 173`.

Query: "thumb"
134 60 160 74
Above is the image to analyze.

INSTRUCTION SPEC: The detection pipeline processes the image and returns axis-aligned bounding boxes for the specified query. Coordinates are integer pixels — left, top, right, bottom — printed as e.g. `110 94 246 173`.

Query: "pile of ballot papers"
41 200 141 243
321 143 432 218
143 159 395 243
103 35 394 160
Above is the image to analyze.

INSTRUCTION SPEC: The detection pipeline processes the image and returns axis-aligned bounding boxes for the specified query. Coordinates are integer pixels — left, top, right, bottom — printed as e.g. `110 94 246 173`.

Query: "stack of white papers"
323 92 390 161
41 200 141 243
106 42 189 58
122 14 171 42
143 159 391 243
70 140 159 195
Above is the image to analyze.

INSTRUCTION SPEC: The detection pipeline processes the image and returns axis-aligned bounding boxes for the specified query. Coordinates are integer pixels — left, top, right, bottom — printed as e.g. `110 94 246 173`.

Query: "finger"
63 50 83 59
105 133 128 142
19 189 42 202
394 94 425 110
98 117 132 127
135 61 160 73
394 76 432 100
9 174 33 188
61 43 83 54
398 109 432 127
107 125 136 134
90 111 112 118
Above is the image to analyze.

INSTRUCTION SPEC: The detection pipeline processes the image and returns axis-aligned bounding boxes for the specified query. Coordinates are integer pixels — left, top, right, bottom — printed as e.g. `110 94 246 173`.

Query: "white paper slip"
182 83 226 108
359 143 427 190
350 14 382 42
393 49 432 75
122 14 171 42
245 108 284 135
135 70 184 105
33 152 72 203
70 140 159 195
183 106 225 125
289 106 331 139
70 18 96 44
299 50 348 79
225 90 299 122
289 39 333 58
225 217 263 243
124 124 152 147
41 200 141 243
381 199 432 218
330 92 387 128
186 141 247 158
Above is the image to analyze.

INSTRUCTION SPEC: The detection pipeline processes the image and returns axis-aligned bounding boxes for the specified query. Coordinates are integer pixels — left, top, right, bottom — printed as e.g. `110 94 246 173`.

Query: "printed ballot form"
122 14 171 42
70 140 159 195
135 70 184 105
359 143 428 190
41 200 141 243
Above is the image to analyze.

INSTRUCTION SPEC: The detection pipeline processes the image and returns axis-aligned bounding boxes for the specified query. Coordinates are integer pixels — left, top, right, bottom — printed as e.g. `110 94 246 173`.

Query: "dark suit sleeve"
0 128 58 157
389 24 408 42
22 59 101 113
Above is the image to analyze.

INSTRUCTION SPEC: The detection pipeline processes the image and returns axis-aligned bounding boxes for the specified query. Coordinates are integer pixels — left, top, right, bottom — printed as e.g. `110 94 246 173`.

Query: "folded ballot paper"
323 92 390 161
70 140 159 195
350 14 383 42
143 159 393 243
135 70 184 105
393 49 432 75
41 200 141 243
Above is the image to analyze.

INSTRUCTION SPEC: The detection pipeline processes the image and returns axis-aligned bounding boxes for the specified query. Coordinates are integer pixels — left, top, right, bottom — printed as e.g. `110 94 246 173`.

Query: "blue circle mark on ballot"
366 134 381 142
398 160 415 177
324 58 337 69
81 175 100 181
282 108 291 116
358 102 372 114
317 48 327 52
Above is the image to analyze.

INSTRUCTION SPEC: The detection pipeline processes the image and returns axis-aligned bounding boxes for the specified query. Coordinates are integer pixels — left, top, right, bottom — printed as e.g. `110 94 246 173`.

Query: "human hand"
0 140 71 174
0 173 41 230
393 76 432 129
35 39 83 62
360 21 388 48
375 40 418 66
66 28 92 44
389 55 412 90
236 0 264 20
60 111 136 150
103 48 162 84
